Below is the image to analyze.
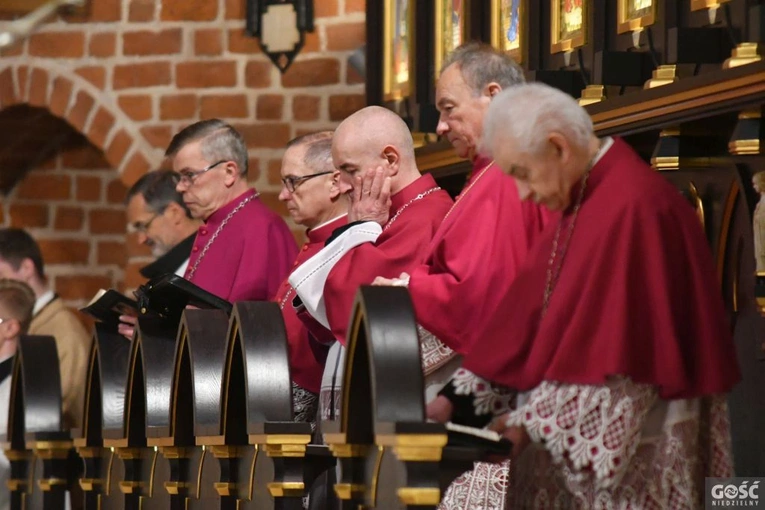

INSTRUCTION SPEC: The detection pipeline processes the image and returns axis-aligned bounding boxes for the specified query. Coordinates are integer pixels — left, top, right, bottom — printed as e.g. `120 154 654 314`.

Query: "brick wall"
0 0 367 305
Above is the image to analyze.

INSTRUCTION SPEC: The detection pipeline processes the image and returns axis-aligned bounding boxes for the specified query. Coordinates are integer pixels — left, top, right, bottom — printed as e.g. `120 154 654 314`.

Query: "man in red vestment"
275 131 347 425
373 42 552 510
288 105 453 420
167 119 298 302
436 83 741 508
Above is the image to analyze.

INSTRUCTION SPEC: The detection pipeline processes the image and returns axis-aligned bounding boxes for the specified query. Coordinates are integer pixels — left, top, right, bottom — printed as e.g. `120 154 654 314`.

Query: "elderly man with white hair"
432 83 740 508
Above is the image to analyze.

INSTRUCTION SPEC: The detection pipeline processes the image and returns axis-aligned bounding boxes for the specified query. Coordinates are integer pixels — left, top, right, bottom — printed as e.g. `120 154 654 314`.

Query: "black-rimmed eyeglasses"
177 160 228 186
281 171 333 193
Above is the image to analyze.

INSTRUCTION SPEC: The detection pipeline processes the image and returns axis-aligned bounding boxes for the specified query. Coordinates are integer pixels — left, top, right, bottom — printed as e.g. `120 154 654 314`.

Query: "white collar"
592 136 614 167
33 289 55 316
311 214 348 232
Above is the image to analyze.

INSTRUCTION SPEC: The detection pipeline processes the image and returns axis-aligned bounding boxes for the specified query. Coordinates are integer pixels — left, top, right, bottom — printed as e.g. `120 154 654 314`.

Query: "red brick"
303 31 320 53
89 0 121 22
123 262 147 291
126 233 151 257
326 22 365 51
282 59 340 88
106 179 129 204
159 94 197 120
27 68 48 107
16 66 29 100
176 61 237 88
315 0 338 17
128 0 155 22
88 208 125 234
9 204 49 228
329 94 366 121
118 95 153 121
89 32 116 58
259 191 288 217
66 90 95 132
267 158 283 185
224 0 243 19
38 239 89 265
15 174 71 200
293 95 321 121
346 0 365 13
75 66 106 89
62 145 111 170
228 28 261 54
246 157 260 181
0 208 4 224
48 77 73 117
161 0 217 21
76 176 102 201
140 125 172 150
123 29 182 56
113 62 172 89
28 31 85 58
194 29 222 56
97 241 127 266
256 94 283 120
244 61 272 88
57 275 114 301
0 68 17 108
87 107 116 149
105 129 133 169
200 94 248 118
236 123 291 149
0 42 23 57
121 151 151 187
54 206 85 231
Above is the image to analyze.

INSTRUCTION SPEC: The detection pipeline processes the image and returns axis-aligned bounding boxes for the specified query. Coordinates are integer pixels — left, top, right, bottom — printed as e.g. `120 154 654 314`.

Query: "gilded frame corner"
551 0 588 55
383 0 414 102
617 0 656 35
690 0 730 12
434 0 468 82
491 0 524 64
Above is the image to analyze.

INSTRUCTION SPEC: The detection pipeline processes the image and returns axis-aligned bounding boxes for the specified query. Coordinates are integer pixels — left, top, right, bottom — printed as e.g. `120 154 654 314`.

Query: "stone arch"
0 62 160 186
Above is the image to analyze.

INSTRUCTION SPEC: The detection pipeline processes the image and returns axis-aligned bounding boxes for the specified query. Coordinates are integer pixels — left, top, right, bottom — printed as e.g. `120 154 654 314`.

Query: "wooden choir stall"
2 287 499 509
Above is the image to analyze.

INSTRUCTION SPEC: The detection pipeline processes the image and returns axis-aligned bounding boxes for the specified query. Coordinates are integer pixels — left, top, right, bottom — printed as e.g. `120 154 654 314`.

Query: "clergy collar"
390 173 439 213
33 289 55 316
205 188 258 226
307 214 347 244
139 233 196 279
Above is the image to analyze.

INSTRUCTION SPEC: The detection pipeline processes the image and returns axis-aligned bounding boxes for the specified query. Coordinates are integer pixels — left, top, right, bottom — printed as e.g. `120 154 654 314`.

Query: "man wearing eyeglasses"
124 170 201 279
274 131 347 427
165 119 298 302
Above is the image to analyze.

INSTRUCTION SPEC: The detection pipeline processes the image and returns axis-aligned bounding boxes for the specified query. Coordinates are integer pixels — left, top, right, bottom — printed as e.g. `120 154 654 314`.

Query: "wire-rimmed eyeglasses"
281 171 333 193
177 160 227 186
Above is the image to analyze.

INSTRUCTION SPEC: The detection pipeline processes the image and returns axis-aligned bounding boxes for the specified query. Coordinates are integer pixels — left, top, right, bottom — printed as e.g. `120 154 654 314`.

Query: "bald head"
332 106 419 195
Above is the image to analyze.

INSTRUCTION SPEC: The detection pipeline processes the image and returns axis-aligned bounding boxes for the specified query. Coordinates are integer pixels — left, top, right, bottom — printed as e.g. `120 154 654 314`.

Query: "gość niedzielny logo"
710 480 760 507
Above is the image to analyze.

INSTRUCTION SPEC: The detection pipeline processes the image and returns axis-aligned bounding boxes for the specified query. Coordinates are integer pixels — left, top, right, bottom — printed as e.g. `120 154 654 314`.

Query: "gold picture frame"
383 0 414 102
434 0 468 79
551 0 587 54
617 0 656 34
491 0 523 64
690 0 730 11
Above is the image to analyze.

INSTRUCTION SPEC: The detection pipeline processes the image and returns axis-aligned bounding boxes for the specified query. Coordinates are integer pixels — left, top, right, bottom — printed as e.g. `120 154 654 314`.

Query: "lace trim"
452 368 516 417
418 325 456 376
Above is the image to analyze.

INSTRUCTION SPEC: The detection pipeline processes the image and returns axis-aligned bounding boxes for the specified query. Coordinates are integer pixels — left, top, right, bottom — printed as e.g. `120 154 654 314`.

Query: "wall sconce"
246 0 314 72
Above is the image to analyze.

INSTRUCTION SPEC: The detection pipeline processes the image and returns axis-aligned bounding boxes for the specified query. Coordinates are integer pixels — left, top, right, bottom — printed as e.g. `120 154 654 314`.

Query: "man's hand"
488 412 531 460
372 272 410 287
426 395 454 423
117 314 137 340
348 167 391 225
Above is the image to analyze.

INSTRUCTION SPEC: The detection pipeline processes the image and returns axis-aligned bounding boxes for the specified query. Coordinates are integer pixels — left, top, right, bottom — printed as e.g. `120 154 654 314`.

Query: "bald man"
289 106 454 419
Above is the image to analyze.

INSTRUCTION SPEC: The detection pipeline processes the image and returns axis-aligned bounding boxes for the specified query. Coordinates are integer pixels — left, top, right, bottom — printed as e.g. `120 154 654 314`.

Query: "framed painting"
383 0 414 102
491 0 523 63
434 0 467 78
690 0 730 11
551 0 587 54
617 0 655 34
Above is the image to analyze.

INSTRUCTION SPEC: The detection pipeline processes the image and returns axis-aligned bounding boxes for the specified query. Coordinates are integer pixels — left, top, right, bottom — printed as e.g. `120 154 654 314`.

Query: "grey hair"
125 169 193 218
165 119 249 177
286 131 334 173
440 41 526 94
754 171 765 190
483 83 593 157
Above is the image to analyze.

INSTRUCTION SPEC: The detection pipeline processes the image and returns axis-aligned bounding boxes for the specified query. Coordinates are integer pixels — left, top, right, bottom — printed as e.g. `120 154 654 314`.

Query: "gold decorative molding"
724 43 762 70
398 487 442 506
644 65 678 89
268 481 305 497
650 128 681 170
578 84 606 106
729 109 762 155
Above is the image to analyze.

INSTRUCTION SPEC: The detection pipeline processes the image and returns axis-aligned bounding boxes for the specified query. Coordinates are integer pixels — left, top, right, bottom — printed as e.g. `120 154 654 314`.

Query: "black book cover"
80 289 139 326
136 273 233 324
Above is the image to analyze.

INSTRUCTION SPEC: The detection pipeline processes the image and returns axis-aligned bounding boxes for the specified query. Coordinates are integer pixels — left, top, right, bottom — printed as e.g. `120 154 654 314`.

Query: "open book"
80 289 139 326
445 422 513 456
135 273 233 324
